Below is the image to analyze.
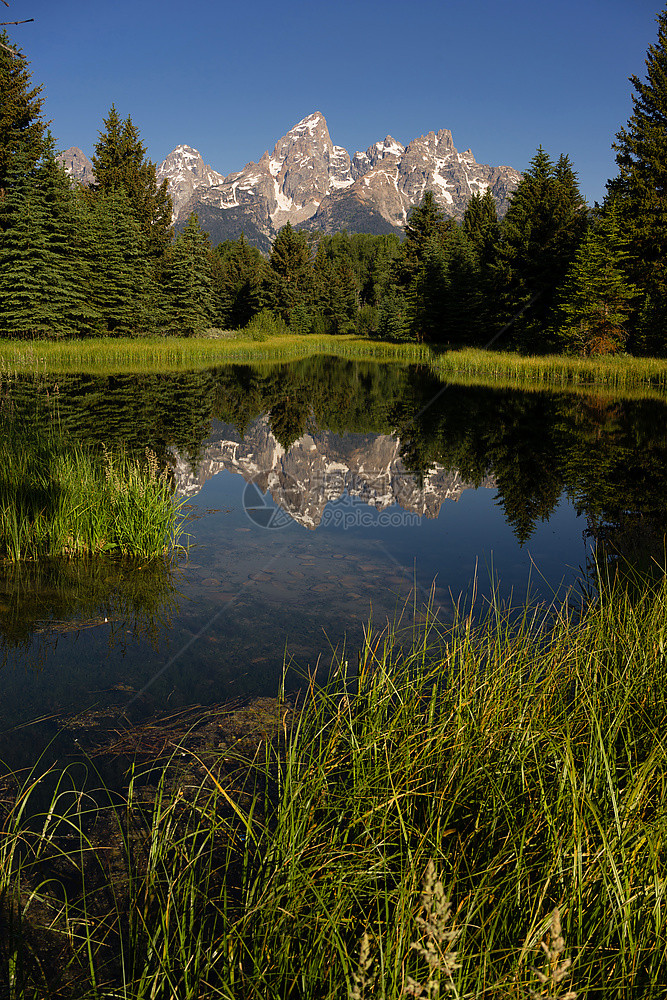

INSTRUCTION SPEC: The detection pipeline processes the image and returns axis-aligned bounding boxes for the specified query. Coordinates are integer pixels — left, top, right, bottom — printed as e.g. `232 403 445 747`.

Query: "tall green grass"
2 571 667 997
430 346 667 394
0 335 432 375
2 337 667 396
0 423 186 561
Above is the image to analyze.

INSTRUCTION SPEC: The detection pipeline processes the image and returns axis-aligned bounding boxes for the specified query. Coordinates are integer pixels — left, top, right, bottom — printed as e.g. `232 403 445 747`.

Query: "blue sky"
6 0 664 205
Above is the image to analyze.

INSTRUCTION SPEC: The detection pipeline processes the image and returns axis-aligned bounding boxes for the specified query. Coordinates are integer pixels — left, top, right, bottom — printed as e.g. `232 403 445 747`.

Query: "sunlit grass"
0 419 186 561
431 345 667 393
2 336 667 397
0 334 432 374
2 569 667 996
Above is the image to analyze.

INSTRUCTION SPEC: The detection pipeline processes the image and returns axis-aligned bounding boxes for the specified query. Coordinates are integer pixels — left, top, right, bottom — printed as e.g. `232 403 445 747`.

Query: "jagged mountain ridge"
58 113 521 249
158 111 521 247
172 416 495 530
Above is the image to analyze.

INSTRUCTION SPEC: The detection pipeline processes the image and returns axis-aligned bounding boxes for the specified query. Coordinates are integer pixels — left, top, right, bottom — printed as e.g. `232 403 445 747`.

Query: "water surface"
2 358 665 758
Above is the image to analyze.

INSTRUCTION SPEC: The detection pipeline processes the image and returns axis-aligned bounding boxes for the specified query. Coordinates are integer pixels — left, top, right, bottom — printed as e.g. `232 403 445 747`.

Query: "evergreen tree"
393 191 456 340
358 234 400 307
377 285 410 341
87 188 151 335
462 189 500 335
91 106 172 257
313 239 358 334
557 205 638 355
493 147 587 350
439 225 484 344
211 235 266 329
0 30 45 200
462 188 499 264
0 141 98 336
267 223 315 326
608 6 667 354
164 213 213 335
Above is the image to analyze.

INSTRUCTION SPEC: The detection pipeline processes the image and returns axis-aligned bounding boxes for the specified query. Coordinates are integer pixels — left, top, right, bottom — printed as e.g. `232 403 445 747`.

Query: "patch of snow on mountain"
292 112 323 135
274 180 293 212
433 161 455 203
381 138 404 156
269 158 283 177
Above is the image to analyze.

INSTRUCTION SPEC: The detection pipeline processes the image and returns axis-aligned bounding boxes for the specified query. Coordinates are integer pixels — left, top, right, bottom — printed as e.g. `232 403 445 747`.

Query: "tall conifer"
609 5 667 353
557 205 638 355
0 30 45 200
493 147 587 350
0 140 98 336
164 213 213 335
268 223 314 325
92 106 172 257
87 188 151 335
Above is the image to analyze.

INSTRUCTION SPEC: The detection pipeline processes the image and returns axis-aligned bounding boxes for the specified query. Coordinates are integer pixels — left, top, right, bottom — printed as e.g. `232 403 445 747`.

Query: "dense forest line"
1 7 667 355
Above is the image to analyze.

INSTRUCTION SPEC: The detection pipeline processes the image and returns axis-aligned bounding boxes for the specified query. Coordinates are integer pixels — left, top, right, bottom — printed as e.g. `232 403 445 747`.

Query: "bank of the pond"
2 335 667 394
431 345 667 393
2 576 667 998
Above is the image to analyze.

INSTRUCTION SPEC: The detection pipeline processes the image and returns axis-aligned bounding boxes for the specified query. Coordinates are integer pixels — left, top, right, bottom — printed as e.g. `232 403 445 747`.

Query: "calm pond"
1 356 666 763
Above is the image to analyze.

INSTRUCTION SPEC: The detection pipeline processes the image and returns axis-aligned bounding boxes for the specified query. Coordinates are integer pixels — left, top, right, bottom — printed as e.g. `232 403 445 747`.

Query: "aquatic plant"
0 409 186 561
2 336 667 397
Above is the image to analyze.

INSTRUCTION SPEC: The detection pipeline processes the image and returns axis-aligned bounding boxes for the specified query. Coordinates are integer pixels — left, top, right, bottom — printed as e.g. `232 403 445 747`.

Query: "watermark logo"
242 470 423 531
242 473 302 530
320 504 421 530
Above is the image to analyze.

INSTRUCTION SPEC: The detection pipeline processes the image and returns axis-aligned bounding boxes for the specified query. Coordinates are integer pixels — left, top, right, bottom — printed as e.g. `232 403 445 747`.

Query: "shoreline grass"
0 421 186 561
2 335 667 396
2 571 667 997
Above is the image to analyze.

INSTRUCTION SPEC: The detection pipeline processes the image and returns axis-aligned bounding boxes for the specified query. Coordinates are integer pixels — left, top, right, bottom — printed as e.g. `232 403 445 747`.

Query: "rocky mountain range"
172 416 495 529
59 113 521 252
158 112 521 250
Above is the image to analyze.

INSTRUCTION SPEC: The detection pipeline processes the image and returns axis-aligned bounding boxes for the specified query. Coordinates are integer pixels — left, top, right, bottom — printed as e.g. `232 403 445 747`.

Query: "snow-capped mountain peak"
154 112 521 249
156 145 226 218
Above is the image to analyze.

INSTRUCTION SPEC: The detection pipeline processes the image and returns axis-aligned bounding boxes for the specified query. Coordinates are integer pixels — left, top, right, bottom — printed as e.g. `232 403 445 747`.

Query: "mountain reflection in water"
171 416 495 529
1 357 666 746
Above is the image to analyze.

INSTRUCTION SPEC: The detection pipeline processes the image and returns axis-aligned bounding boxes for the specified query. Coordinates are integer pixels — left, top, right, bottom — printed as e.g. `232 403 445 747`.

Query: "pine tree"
439 225 484 344
609 6 667 354
313 240 358 335
493 147 587 350
377 285 410 341
267 223 314 325
0 140 98 337
462 188 499 264
392 191 457 340
0 30 46 200
211 235 266 329
91 106 172 257
557 205 638 355
87 188 151 335
164 213 213 335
